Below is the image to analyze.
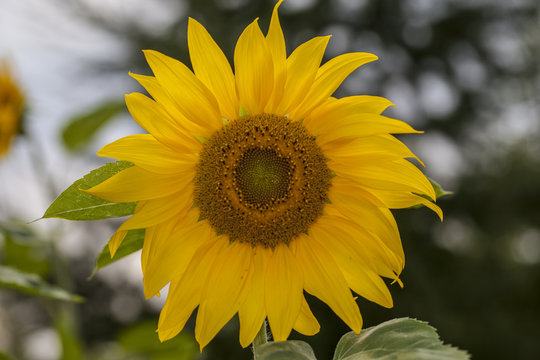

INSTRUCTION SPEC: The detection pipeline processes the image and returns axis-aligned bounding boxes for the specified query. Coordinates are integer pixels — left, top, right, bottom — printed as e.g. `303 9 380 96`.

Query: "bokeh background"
1 0 539 359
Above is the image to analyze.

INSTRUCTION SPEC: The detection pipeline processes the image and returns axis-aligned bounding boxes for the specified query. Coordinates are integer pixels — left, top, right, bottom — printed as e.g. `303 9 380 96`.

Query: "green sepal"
239 105 249 117
412 178 453 209
42 161 136 221
429 178 453 199
195 135 208 144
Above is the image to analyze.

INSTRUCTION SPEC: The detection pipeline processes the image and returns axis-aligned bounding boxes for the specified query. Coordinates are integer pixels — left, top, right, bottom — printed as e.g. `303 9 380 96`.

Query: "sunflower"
0 60 24 158
86 0 441 349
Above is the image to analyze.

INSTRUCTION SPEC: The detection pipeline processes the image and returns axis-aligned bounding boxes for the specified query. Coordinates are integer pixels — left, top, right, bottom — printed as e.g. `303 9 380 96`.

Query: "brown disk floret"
194 113 331 248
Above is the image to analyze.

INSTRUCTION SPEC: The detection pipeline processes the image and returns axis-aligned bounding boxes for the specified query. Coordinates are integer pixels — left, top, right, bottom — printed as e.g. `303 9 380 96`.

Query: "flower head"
86 0 441 349
0 60 24 158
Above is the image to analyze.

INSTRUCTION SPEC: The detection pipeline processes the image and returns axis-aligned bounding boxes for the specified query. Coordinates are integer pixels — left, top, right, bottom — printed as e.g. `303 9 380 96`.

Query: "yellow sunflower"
86 0 441 349
0 60 24 158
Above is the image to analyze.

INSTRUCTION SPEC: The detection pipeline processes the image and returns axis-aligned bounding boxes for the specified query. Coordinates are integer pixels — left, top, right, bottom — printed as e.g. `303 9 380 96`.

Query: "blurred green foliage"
62 100 126 152
117 321 198 360
1 222 50 276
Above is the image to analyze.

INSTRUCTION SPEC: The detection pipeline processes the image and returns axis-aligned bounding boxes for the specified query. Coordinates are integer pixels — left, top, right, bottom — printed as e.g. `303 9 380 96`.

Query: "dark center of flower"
194 113 331 248
233 147 293 207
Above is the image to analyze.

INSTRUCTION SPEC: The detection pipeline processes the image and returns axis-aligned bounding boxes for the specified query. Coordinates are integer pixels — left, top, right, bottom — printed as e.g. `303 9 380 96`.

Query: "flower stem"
252 320 267 359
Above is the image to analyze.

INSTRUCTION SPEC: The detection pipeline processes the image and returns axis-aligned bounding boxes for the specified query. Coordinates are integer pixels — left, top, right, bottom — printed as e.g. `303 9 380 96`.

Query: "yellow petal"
98 134 197 174
119 185 193 231
141 218 176 279
143 50 222 133
84 165 186 203
108 229 128 258
331 176 386 207
238 247 269 348
264 0 287 112
188 18 238 121
330 159 436 201
157 238 226 341
143 213 214 299
292 297 320 336
295 235 363 333
324 134 423 167
265 244 303 341
328 184 404 264
313 114 421 147
291 52 378 119
314 213 402 282
310 225 393 308
277 36 331 117
367 189 443 221
129 73 205 138
306 95 394 131
234 19 274 114
195 241 253 350
125 92 201 151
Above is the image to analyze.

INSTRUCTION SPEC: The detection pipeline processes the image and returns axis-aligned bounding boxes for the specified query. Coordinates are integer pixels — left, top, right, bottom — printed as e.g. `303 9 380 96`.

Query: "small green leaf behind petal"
333 317 470 360
255 340 317 360
42 161 136 221
429 178 453 199
412 178 453 211
62 100 126 151
0 265 84 303
239 105 249 117
91 229 144 278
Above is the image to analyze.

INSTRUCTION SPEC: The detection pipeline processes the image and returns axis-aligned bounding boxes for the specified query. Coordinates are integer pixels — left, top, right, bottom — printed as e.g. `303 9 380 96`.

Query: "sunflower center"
194 113 331 248
234 147 293 207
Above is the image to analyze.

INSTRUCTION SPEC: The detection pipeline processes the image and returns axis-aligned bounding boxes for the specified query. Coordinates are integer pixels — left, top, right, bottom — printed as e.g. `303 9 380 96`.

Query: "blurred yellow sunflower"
0 60 24 158
86 0 441 349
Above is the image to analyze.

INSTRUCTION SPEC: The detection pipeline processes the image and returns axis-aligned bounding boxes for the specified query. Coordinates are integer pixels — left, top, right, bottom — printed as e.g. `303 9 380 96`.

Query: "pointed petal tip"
142 49 162 61
108 243 117 258
391 276 404 288
141 49 153 57
142 281 161 300
79 186 93 195
187 17 202 29
239 336 252 349
157 329 168 342
195 329 212 353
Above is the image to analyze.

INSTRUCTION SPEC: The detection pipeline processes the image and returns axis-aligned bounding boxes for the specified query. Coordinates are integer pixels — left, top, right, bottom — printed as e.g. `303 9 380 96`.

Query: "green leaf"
62 100 125 151
0 265 84 302
90 229 144 278
0 221 50 276
42 161 136 221
429 178 453 199
255 340 317 360
333 318 469 360
118 321 198 360
55 310 84 360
